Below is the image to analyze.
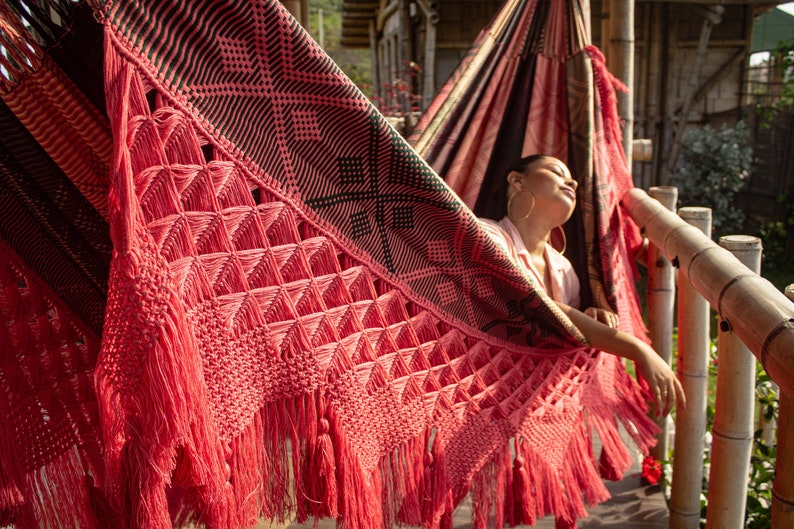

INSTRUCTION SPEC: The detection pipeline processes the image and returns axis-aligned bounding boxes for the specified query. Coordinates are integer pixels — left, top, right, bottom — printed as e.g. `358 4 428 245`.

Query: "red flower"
641 455 663 485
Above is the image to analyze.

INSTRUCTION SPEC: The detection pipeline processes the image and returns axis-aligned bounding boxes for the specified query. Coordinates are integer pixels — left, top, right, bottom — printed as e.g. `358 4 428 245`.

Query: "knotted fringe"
468 426 605 529
1 449 108 529
97 245 235 529
98 33 234 529
0 241 110 529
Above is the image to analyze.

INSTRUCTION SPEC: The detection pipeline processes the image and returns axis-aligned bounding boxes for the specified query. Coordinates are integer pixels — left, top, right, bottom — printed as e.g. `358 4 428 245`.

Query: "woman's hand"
584 307 619 328
554 301 685 417
632 341 686 417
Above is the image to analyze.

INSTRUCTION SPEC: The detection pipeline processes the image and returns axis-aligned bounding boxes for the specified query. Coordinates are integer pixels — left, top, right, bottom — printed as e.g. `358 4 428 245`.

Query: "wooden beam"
342 12 377 19
341 27 372 37
342 1 379 10
690 49 748 110
340 37 372 47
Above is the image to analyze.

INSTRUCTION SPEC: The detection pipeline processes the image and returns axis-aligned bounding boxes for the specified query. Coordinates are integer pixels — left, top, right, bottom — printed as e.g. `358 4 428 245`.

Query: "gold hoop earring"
554 225 567 255
507 188 535 221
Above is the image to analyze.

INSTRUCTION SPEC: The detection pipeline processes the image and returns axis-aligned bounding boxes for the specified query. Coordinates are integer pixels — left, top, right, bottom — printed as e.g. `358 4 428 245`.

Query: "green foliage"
754 39 793 124
772 39 794 110
744 369 778 529
757 194 794 290
670 121 753 239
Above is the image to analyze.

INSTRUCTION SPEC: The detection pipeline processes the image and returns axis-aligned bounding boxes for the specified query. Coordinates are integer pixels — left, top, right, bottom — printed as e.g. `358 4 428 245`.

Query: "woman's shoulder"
478 217 513 250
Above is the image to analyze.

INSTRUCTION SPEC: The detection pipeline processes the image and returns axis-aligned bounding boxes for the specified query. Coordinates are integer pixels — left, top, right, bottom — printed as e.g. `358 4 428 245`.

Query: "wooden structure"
341 0 502 117
341 0 788 185
281 0 310 28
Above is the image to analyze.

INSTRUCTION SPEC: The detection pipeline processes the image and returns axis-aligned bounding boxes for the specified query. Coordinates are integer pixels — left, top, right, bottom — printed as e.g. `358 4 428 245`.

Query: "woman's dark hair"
503 154 548 178
479 154 549 219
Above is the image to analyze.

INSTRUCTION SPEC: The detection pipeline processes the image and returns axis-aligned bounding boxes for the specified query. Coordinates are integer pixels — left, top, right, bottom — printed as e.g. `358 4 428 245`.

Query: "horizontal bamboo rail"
622 188 794 401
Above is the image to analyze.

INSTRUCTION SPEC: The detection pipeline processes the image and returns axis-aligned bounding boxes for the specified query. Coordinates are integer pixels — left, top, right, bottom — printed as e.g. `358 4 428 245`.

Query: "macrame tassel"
470 444 510 529
336 430 383 529
10 449 110 529
315 413 338 516
261 398 299 524
225 413 267 529
421 428 454 529
511 443 535 526
393 432 426 526
0 424 24 521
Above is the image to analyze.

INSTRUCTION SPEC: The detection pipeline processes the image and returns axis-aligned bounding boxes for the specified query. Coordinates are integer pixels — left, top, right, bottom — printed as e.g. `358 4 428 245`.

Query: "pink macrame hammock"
0 1 657 529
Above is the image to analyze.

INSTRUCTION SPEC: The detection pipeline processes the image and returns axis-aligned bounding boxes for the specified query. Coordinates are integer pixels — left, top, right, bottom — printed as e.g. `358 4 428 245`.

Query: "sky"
781 2 794 15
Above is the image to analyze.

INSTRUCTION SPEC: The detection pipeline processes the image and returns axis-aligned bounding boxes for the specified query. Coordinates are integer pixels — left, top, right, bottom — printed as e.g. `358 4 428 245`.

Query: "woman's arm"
555 301 685 417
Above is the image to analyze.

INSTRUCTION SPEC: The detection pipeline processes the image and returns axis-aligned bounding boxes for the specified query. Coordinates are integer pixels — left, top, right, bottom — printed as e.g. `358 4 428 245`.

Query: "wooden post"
370 20 380 101
609 0 634 166
415 0 438 111
669 207 712 529
772 286 794 527
705 235 761 529
647 187 677 468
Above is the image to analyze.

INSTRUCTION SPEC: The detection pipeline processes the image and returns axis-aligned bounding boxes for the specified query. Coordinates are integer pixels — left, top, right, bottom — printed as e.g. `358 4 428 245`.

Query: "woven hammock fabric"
410 0 646 342
0 0 658 528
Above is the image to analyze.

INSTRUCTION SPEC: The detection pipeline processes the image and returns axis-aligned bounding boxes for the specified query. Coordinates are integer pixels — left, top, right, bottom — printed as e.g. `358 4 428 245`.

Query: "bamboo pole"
705 235 761 529
668 207 712 529
608 0 634 166
646 187 677 468
772 286 794 528
622 188 794 400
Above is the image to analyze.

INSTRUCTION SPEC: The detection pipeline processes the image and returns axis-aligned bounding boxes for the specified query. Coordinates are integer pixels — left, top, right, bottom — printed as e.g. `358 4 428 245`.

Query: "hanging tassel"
511 445 534 525
316 413 338 517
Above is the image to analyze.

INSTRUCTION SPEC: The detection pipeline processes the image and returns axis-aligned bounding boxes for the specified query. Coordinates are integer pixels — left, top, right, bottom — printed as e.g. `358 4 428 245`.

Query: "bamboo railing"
622 187 794 529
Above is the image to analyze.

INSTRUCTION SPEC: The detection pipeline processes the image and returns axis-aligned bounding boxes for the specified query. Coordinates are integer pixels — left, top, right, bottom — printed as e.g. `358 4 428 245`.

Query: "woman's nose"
566 178 578 190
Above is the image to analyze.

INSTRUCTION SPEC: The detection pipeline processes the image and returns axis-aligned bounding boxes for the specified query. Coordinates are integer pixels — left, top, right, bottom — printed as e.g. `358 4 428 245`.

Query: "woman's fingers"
657 372 685 417
584 307 619 328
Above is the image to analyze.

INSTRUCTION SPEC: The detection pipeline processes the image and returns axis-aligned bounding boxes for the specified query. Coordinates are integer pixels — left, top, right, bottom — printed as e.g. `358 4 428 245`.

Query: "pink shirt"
480 217 581 308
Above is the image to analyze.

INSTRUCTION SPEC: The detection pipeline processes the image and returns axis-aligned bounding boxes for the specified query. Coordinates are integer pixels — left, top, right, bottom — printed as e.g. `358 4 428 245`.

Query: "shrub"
670 122 753 239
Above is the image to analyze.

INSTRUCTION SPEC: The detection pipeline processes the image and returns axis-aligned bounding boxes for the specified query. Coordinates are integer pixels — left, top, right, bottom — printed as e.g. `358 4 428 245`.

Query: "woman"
480 154 684 417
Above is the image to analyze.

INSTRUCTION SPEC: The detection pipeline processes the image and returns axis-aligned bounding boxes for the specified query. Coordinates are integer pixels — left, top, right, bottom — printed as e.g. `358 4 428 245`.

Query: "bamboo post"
772 286 794 527
668 207 712 529
646 187 677 467
705 236 761 529
608 0 634 166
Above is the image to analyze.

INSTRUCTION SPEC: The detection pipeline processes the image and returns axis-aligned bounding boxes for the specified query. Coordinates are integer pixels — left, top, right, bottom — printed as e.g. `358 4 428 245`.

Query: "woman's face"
510 156 578 224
